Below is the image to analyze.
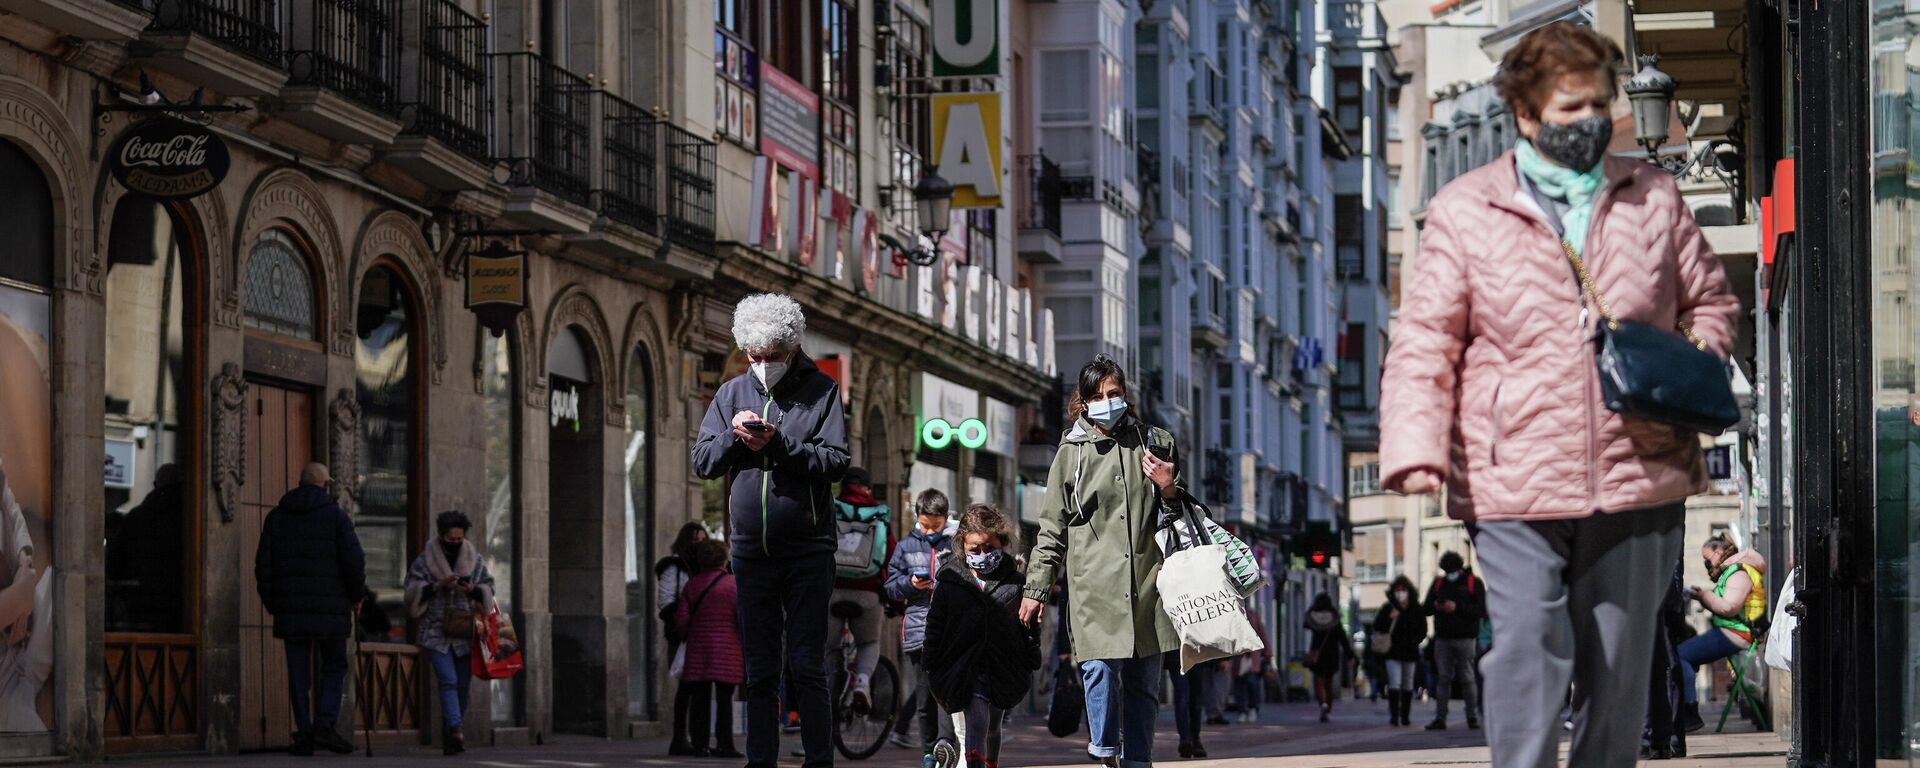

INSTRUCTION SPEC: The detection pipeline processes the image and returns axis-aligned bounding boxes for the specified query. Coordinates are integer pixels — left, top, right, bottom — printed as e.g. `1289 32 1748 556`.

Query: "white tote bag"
1158 543 1266 673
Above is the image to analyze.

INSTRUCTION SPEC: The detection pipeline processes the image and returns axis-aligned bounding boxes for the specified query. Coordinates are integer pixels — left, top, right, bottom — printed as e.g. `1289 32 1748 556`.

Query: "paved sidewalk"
108 698 1787 767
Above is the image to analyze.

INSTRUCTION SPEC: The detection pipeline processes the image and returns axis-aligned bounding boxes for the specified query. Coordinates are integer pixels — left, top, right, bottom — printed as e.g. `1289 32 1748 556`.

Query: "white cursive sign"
119 134 210 168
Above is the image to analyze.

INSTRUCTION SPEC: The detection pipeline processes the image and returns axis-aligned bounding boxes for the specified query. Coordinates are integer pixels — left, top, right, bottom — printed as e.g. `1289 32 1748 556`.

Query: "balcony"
1189 60 1227 134
1193 312 1229 350
0 0 149 40
131 0 288 97
1328 0 1387 42
663 123 717 254
598 94 658 234
490 52 596 233
565 95 716 276
385 0 496 191
281 0 403 144
1015 154 1063 264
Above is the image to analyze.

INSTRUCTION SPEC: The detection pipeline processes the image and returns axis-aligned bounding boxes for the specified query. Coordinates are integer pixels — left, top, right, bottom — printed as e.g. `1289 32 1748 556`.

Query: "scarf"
1515 139 1607 255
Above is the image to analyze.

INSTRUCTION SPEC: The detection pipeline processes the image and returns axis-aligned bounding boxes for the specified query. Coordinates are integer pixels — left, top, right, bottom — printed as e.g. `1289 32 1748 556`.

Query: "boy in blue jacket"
885 489 953 765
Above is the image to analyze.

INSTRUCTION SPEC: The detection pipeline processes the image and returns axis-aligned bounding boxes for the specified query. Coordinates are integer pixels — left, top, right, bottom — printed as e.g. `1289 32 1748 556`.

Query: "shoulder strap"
685 573 726 622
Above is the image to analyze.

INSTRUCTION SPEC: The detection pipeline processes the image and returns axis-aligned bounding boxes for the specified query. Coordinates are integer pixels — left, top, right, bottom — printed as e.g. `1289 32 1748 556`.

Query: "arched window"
623 343 654 719
242 229 317 339
481 330 522 724
355 264 418 616
0 137 54 736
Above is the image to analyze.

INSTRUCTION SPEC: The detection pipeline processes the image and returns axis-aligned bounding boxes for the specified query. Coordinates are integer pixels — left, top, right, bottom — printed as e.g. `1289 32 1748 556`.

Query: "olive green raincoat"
1024 415 1182 661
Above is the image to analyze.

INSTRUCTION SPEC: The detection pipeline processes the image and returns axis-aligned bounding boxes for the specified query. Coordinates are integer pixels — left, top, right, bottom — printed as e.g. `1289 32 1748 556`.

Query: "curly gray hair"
732 293 807 352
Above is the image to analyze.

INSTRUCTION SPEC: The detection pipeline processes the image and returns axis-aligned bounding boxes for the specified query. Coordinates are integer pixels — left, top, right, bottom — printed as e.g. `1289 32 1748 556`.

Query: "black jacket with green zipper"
691 351 850 560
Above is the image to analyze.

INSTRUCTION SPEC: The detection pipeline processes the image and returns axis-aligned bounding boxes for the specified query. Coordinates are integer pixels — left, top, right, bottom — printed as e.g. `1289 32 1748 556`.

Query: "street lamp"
1624 55 1678 157
905 168 954 266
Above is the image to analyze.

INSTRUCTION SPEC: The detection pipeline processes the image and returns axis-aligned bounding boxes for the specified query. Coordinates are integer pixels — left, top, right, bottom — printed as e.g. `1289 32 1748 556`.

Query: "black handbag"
1527 178 1739 435
1046 663 1084 738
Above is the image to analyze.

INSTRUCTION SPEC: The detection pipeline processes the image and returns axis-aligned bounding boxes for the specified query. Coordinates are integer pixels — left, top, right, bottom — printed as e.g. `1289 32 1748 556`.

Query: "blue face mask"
1086 397 1129 428
966 549 1003 573
915 529 948 547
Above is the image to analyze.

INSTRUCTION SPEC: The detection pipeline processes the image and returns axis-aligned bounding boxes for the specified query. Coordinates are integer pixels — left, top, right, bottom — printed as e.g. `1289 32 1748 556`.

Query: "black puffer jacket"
1372 599 1428 663
925 553 1038 711
255 484 367 639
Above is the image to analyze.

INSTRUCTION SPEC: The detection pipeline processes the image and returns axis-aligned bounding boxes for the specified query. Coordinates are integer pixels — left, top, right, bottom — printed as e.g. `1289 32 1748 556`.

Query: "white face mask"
1086 397 1129 428
752 361 789 390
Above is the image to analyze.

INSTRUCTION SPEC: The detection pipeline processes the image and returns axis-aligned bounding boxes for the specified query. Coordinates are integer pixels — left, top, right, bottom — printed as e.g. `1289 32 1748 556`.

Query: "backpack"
833 500 889 579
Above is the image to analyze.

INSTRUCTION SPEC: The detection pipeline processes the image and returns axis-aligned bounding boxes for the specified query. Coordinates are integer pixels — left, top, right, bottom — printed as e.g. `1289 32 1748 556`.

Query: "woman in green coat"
1020 355 1181 768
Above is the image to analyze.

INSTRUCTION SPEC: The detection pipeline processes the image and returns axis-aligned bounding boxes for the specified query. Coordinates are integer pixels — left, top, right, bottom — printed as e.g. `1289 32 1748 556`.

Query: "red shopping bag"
470 606 524 680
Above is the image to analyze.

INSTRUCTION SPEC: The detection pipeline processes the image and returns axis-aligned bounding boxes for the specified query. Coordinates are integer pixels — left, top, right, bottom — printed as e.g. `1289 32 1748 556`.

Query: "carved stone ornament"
329 388 361 511
210 362 247 523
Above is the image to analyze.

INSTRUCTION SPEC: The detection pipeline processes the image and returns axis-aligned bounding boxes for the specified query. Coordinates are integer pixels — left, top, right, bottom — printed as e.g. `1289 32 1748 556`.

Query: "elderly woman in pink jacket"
1379 22 1739 768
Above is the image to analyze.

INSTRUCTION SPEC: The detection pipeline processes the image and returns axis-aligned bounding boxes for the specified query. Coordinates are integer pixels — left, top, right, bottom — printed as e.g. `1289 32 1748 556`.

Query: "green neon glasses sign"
921 417 989 450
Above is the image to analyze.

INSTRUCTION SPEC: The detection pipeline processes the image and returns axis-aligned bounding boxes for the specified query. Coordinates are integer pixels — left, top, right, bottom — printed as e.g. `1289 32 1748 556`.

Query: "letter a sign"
933 0 999 76
932 93 1003 208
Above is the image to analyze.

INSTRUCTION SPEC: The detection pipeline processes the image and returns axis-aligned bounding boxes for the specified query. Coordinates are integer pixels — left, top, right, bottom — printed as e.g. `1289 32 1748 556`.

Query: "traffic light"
1299 522 1336 570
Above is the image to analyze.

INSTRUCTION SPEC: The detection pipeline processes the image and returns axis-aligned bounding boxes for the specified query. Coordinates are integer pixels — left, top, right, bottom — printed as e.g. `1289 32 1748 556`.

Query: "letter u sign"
932 0 999 77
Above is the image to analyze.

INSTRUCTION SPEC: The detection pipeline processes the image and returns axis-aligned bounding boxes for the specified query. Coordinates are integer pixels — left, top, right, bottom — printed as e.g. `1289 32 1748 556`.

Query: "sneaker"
1084 753 1118 767
1426 719 1448 731
312 728 355 755
287 732 314 757
1190 743 1208 759
891 732 918 750
931 737 962 768
852 674 873 712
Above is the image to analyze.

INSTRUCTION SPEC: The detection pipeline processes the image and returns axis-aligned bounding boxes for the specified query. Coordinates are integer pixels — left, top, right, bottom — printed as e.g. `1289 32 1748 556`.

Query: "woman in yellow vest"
1678 534 1767 730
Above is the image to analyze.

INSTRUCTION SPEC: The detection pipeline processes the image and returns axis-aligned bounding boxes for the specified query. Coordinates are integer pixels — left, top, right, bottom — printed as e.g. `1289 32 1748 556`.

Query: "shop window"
480 330 521 725
623 343 655 720
104 199 193 635
243 230 318 339
354 265 419 616
0 138 55 737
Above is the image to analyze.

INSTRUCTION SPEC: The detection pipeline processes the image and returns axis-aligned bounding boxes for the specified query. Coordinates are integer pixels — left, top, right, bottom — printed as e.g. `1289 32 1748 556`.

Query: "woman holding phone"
1021 355 1182 768
405 510 497 755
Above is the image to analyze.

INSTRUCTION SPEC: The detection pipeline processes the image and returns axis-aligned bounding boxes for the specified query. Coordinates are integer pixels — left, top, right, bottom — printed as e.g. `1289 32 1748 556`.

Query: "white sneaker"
930 737 961 768
851 674 872 711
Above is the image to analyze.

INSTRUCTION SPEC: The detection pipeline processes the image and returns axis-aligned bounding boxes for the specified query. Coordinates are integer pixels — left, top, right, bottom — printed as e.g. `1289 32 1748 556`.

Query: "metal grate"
242 230 317 339
401 0 489 160
285 0 398 113
1015 154 1062 236
600 93 659 232
490 52 594 206
664 122 716 253
147 0 283 66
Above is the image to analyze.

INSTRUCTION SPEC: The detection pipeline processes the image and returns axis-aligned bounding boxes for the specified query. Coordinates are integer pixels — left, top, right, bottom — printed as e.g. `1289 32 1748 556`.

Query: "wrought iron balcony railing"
146 0 282 66
1015 154 1062 237
286 0 399 113
400 0 489 160
600 93 659 232
489 52 594 206
663 122 716 253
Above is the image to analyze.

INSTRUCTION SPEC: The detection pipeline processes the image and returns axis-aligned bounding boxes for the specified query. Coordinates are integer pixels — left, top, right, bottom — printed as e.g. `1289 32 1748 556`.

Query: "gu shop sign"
933 0 1000 76
108 119 230 199
932 93 1004 208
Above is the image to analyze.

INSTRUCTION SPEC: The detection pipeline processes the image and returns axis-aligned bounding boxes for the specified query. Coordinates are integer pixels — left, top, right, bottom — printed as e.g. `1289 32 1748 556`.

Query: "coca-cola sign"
107 119 230 199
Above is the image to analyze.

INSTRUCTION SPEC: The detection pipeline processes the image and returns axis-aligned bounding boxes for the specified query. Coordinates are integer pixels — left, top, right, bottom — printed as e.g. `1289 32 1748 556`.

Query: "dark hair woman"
655 522 710 756
403 511 495 755
1371 577 1427 726
1378 21 1739 767
1022 355 1182 767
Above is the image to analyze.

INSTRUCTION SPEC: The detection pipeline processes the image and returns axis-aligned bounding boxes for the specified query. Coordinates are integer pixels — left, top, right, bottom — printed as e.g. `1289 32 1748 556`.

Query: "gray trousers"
1433 637 1481 722
1470 504 1683 768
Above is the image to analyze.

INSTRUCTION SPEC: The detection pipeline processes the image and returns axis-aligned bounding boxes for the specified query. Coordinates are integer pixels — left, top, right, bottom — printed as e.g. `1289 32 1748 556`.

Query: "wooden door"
237 384 314 751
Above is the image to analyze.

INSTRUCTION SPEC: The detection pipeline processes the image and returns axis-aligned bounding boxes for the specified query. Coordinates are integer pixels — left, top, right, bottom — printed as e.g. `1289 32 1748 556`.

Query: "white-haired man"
692 293 849 768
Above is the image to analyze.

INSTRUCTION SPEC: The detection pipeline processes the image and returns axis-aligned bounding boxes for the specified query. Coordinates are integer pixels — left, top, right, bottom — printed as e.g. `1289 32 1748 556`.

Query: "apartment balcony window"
886 8 930 233
401 0 489 161
600 93 658 232
1016 154 1063 236
1334 67 1362 137
821 0 858 195
1349 461 1381 497
490 52 594 206
664 123 718 252
285 0 397 113
146 0 281 66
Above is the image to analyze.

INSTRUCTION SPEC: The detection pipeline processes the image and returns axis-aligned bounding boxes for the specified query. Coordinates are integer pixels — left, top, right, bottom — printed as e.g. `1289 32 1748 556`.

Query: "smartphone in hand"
744 421 772 433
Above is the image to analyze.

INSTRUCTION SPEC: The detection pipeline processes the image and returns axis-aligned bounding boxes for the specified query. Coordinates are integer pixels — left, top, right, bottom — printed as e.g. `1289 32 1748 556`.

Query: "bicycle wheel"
834 656 900 760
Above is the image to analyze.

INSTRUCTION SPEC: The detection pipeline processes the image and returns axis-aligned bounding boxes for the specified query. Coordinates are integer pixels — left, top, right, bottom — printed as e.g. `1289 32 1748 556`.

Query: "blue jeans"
284 638 348 733
1677 628 1744 705
1082 656 1161 764
426 648 473 729
734 553 835 768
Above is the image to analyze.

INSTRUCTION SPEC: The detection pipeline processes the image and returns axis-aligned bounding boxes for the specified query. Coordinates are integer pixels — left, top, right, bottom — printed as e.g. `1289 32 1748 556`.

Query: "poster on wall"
0 285 54 734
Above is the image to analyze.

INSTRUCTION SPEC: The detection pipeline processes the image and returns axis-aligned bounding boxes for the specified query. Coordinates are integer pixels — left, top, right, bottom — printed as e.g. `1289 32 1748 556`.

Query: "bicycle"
828 599 900 760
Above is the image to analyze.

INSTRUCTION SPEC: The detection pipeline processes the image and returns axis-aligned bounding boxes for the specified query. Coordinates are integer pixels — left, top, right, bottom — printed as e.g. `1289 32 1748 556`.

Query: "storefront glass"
355 265 418 625
0 138 55 735
481 331 521 724
1869 10 1920 756
103 199 192 635
623 344 654 718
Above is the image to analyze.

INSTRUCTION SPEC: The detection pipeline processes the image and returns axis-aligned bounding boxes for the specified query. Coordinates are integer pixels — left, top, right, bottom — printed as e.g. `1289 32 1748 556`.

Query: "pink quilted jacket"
1380 151 1740 521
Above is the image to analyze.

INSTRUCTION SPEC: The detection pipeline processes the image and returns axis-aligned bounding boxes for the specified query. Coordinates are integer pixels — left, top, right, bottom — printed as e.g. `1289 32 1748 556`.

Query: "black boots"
1386 691 1405 726
443 726 465 756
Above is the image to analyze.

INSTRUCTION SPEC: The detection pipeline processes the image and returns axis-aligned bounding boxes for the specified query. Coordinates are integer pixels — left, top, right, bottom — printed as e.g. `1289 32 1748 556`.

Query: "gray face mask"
1534 115 1613 171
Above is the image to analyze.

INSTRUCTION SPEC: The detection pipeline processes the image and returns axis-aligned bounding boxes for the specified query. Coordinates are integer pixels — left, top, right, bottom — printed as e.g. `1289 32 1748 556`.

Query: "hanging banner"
854 208 882 292
759 63 821 180
932 0 1000 76
931 93 1004 208
108 118 230 199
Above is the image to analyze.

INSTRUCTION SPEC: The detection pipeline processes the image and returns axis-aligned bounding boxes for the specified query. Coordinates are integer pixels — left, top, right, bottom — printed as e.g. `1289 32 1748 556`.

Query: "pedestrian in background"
677 540 744 759
692 293 850 768
1644 559 1688 760
1305 593 1350 724
657 521 710 757
1680 534 1766 730
1164 648 1210 759
1380 20 1739 767
1422 551 1485 731
1233 605 1271 723
254 462 365 756
1373 578 1425 727
403 510 496 756
1021 355 1183 768
886 489 955 763
827 467 893 711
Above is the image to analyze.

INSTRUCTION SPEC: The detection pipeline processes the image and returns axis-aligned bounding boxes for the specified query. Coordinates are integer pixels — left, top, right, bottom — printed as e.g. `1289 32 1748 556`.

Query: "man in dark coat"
690 294 849 768
255 462 366 756
1422 551 1486 730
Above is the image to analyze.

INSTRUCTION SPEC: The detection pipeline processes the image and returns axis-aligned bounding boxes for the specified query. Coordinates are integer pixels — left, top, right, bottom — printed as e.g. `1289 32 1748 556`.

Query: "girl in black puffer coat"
1304 594 1349 723
1373 576 1428 726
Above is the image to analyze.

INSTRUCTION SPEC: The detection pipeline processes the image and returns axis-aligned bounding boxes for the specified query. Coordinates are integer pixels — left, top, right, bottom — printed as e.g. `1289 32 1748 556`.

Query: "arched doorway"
547 325 607 736
353 263 429 742
235 226 327 751
101 195 204 752
862 405 893 515
0 138 56 739
480 330 522 726
622 343 655 721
